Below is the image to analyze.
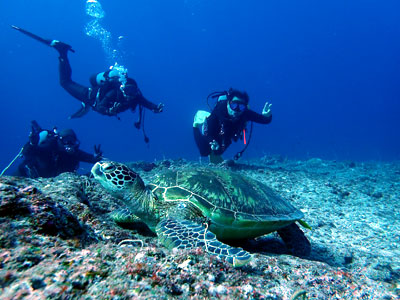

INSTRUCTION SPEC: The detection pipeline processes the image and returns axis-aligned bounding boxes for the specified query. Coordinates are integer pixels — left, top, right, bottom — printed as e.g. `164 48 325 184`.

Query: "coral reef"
0 157 398 299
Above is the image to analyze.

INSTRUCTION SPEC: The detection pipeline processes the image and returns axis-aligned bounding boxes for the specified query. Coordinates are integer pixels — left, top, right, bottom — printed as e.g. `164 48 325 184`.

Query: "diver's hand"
153 103 164 113
29 131 39 146
262 102 272 117
108 102 122 115
29 120 42 145
94 144 103 160
210 140 220 151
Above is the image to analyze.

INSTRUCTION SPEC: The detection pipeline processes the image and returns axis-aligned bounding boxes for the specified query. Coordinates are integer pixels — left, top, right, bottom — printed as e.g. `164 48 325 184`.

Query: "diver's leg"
58 55 92 105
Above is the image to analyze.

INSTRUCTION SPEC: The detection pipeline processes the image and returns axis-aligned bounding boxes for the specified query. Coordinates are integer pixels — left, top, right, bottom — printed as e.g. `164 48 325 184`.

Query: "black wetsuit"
194 100 272 156
58 55 159 116
16 135 100 178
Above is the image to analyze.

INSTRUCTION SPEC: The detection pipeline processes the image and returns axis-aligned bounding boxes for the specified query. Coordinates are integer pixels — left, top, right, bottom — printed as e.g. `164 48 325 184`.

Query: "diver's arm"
246 110 272 124
206 101 228 139
135 94 158 111
134 93 164 113
75 149 101 164
204 112 219 138
94 89 119 115
23 132 55 156
21 143 38 159
204 111 226 154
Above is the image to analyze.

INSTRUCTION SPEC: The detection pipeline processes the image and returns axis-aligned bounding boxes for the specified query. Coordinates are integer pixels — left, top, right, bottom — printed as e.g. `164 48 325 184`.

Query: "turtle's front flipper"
156 218 251 267
110 208 142 224
110 208 155 236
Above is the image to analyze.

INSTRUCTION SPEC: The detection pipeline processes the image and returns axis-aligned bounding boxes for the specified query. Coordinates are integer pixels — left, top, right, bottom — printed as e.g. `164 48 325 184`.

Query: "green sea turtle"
91 161 311 267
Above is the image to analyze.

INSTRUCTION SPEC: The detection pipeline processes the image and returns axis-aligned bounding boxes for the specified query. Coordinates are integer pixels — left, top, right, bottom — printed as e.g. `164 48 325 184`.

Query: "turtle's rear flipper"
277 223 311 257
156 218 251 267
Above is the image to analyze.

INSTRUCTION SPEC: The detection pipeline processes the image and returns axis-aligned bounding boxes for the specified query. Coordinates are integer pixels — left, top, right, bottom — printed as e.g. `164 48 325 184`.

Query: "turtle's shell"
148 168 304 240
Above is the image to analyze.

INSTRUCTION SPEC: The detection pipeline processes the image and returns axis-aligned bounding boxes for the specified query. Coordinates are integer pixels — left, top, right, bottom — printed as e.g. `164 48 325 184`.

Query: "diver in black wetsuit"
15 121 103 178
52 40 164 120
11 25 164 143
193 89 272 162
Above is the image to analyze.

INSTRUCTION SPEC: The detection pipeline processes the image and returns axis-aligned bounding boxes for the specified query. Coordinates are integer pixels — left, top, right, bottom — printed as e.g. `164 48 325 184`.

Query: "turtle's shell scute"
151 168 303 222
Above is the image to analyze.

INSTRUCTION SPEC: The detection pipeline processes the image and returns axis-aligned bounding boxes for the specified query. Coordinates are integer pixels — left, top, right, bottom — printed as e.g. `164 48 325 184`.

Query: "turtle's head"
91 161 145 199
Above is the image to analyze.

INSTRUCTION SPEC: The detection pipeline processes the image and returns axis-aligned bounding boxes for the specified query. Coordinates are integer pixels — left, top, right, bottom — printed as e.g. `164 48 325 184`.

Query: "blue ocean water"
0 0 399 175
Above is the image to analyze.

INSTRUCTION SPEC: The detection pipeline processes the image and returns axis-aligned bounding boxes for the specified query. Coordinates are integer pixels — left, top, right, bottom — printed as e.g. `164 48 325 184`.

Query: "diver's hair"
227 88 249 104
59 128 77 140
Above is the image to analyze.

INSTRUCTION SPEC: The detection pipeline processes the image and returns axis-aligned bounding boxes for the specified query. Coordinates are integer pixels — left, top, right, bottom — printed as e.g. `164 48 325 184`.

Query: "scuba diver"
14 121 103 178
193 88 272 163
11 26 163 142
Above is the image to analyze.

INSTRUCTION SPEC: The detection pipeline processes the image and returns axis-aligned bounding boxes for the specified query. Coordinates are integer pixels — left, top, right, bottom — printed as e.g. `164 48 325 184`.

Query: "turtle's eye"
100 163 115 173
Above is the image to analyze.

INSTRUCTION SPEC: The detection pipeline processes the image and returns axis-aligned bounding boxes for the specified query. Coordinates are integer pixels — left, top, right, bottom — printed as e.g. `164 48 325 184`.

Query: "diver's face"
59 137 80 154
63 144 77 154
227 96 247 118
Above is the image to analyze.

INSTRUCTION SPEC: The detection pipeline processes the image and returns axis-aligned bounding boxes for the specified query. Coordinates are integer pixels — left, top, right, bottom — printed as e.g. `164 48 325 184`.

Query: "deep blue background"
1 0 399 174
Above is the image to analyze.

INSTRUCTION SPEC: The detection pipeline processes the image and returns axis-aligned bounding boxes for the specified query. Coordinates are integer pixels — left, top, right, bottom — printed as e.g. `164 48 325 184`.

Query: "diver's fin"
11 25 75 53
68 102 90 119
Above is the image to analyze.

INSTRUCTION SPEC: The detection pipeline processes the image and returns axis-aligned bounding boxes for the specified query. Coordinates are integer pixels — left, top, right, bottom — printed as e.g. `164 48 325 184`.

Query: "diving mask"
229 101 247 112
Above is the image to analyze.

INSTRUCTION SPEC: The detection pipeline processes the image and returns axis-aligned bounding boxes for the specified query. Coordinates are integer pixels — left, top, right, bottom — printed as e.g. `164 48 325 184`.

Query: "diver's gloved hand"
28 120 42 145
262 102 272 117
153 103 164 113
29 131 39 146
94 144 103 160
210 140 220 151
31 120 42 133
108 102 122 115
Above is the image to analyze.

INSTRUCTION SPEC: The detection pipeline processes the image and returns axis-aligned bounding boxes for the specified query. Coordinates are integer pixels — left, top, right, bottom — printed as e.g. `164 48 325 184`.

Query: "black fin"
68 102 90 119
11 25 75 53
